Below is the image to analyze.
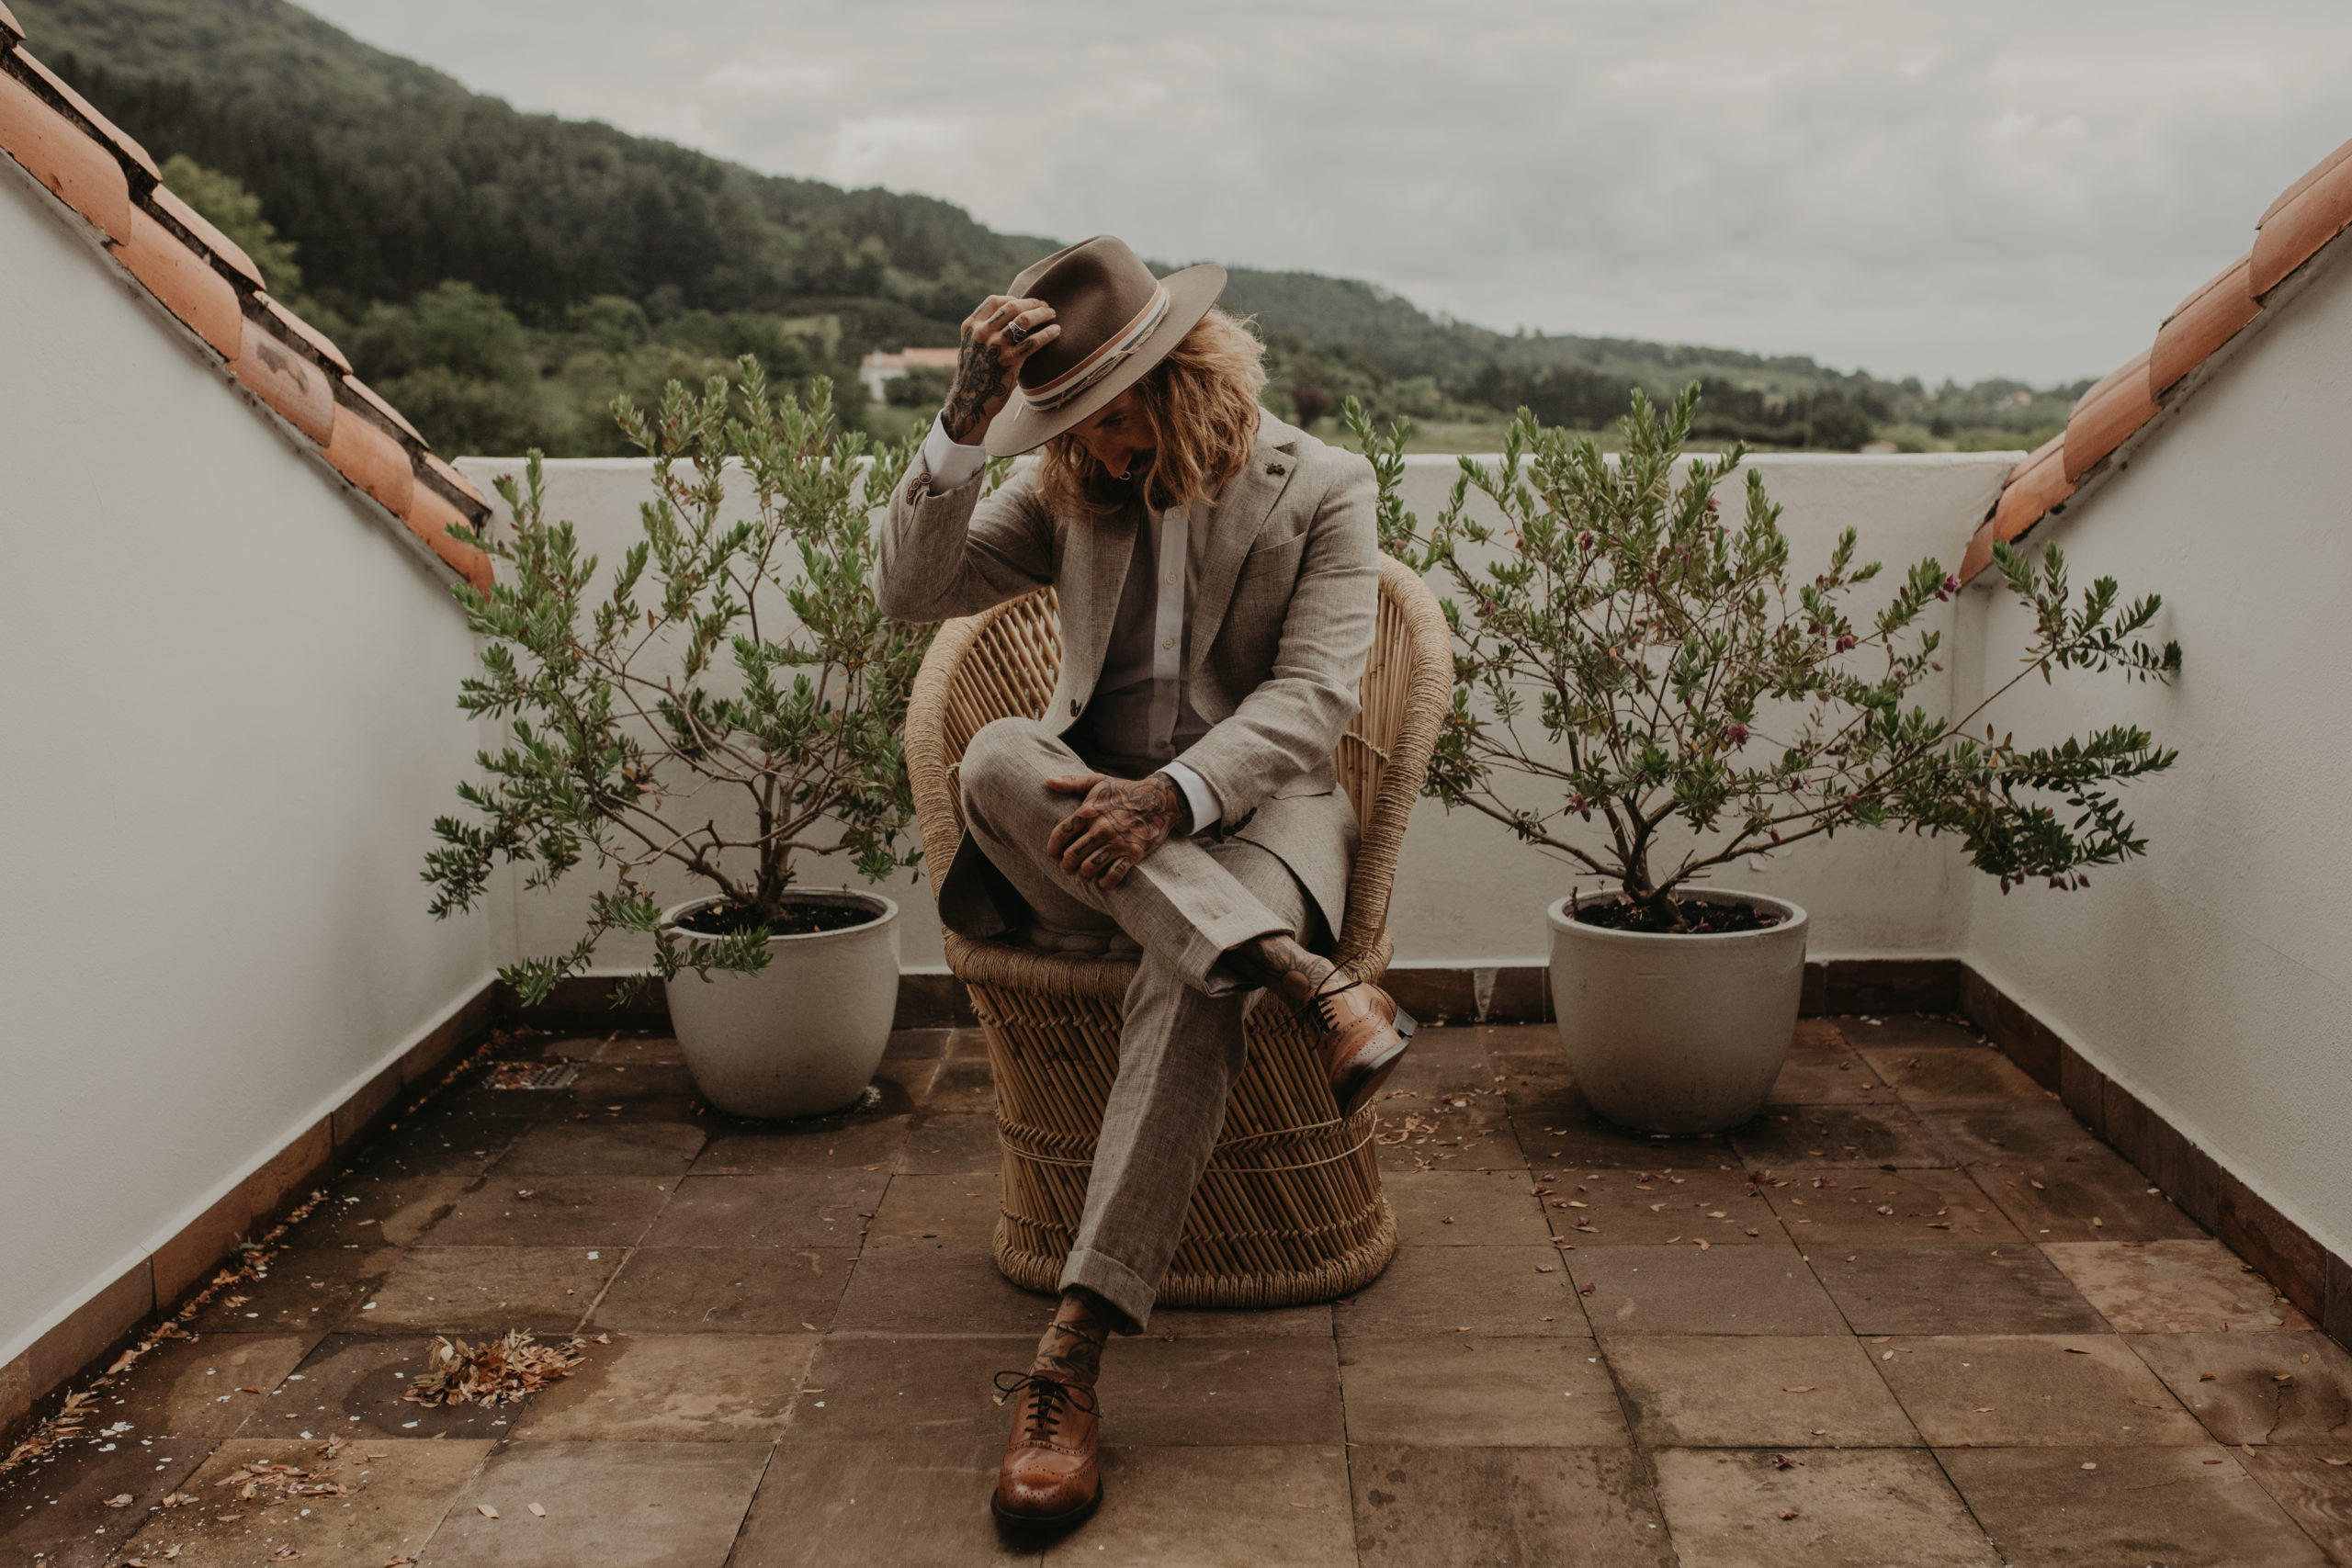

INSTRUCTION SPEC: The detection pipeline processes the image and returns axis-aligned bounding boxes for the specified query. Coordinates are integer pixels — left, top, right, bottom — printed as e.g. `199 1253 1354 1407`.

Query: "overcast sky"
300 0 2352 387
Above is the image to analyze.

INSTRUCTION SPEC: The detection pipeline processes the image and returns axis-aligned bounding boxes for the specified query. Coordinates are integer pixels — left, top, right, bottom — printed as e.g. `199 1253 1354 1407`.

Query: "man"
876 235 1415 1532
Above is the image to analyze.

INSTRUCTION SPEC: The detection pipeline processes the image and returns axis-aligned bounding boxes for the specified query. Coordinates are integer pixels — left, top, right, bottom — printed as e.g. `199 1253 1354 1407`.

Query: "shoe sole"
992 1481 1102 1534
1336 1007 1418 1120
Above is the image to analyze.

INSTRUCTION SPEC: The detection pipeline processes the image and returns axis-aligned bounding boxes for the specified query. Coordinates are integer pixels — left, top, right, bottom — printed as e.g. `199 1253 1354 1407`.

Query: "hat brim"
981 263 1228 457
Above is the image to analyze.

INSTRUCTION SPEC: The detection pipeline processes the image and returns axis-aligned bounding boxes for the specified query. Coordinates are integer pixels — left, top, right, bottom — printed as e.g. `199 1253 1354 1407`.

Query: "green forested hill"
12 0 2082 454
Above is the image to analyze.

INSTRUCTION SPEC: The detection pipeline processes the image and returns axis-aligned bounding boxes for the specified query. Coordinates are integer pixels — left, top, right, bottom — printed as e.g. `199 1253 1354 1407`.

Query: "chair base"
991 1199 1399 1312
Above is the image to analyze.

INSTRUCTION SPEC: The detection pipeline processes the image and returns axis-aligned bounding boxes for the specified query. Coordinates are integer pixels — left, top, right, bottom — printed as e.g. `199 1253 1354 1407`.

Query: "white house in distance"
856 344 958 402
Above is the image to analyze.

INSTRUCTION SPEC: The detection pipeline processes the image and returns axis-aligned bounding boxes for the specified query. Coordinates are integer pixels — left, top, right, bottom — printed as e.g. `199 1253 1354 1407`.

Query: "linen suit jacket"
877 412 1379 944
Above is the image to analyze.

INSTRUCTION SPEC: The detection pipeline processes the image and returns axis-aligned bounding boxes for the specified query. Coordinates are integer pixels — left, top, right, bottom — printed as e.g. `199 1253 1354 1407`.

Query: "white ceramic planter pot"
1545 888 1808 1135
661 889 900 1119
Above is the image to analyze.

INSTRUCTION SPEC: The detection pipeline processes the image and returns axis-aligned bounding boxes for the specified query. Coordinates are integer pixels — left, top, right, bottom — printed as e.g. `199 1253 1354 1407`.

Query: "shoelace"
1310 975 1367 1034
993 1371 1099 1444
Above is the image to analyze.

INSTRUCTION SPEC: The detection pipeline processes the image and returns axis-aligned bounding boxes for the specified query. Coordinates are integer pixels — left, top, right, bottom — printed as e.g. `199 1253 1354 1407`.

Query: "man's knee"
959 716 1054 819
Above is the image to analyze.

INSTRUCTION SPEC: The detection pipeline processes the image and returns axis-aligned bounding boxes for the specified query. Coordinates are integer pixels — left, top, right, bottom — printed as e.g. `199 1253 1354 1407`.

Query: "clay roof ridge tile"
8 49 157 184
0 54 132 241
2151 254 2259 399
2250 143 2352 298
339 374 431 454
255 292 354 376
0 3 22 50
2062 349 2157 484
148 183 266 293
2258 135 2352 231
421 452 492 519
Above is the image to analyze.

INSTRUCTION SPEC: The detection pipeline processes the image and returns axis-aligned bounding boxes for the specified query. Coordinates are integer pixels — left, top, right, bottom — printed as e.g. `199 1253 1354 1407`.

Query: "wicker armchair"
903 556 1451 1308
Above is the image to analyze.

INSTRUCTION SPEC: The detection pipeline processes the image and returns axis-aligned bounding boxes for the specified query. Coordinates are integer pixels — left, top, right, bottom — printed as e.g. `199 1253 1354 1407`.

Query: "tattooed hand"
1044 770 1191 889
941 294 1060 445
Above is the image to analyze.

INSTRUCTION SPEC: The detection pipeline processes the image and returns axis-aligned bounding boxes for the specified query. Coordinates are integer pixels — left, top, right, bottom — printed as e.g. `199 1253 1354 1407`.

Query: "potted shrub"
1351 388 2181 1133
424 364 932 1117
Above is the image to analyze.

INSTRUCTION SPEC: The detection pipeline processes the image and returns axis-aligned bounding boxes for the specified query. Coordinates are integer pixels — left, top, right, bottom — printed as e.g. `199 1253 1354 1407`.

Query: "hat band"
1021 286 1171 413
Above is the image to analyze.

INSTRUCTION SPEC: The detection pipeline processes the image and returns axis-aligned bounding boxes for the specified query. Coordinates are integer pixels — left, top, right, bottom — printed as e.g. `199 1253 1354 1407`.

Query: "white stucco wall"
0 170 493 1369
461 450 2013 977
1955 247 2352 1264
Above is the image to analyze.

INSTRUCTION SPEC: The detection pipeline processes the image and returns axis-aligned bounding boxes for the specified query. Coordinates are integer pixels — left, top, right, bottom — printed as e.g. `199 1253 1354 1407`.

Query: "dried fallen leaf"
406 1331 585 1408
1779 1508 1799 1520
2199 1373 2217 1382
104 1493 133 1508
2323 1458 2349 1467
1770 1453 1798 1470
527 1502 547 1517
1781 1386 1816 1393
2080 1462 2098 1471
477 1503 500 1518
1881 1350 1895 1360
1973 1406 1996 1413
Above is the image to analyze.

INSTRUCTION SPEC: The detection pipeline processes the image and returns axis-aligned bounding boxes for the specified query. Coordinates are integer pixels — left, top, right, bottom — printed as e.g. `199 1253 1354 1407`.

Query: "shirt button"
1161 637 1176 650
1165 572 1178 586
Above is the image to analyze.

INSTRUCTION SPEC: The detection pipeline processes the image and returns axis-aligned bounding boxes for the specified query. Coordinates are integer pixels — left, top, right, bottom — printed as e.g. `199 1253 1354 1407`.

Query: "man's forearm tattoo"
943 336 1015 443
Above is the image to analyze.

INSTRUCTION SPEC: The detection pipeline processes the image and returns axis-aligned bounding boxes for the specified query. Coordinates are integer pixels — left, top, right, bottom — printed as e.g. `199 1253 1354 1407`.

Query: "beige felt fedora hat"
981 235 1227 457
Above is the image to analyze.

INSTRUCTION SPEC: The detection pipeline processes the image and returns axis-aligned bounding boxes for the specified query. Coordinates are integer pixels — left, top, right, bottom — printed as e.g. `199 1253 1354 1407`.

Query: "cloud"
300 0 2352 383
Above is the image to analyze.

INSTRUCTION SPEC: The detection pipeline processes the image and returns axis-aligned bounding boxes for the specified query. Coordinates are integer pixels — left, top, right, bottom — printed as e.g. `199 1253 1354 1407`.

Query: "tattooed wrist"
943 340 1014 444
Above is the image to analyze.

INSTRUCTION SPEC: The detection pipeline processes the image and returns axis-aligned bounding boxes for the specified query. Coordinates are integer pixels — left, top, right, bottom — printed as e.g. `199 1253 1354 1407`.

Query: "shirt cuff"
921 412 988 495
1159 761 1221 835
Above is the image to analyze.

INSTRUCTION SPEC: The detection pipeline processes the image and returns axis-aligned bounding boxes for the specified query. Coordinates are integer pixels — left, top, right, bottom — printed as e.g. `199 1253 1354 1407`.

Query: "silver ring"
1006 322 1032 344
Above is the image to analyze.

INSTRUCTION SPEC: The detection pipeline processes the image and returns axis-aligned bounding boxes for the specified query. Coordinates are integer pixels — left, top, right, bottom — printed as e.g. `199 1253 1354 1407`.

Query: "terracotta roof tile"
341 375 429 453
257 292 351 374
0 61 130 240
322 401 415 517
2251 139 2352 297
1957 515 2001 585
108 202 241 357
421 452 490 515
151 183 265 292
0 4 22 49
2151 257 2258 396
2062 349 2158 482
10 51 155 185
1965 437 2075 585
404 480 494 591
2258 135 2352 229
232 313 336 443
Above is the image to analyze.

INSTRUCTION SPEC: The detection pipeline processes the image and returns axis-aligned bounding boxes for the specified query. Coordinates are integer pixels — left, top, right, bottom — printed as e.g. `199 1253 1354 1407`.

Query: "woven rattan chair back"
904 555 1452 1308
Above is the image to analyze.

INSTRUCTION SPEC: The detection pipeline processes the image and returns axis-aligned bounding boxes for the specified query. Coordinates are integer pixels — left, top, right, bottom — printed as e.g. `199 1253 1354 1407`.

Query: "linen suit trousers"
956 716 1317 1332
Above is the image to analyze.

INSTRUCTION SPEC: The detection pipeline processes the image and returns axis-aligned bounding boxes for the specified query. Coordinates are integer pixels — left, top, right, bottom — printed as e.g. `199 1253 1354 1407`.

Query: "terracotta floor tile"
1857 1043 2044 1103
1606 1335 1921 1448
354 1246 616 1335
0 1432 219 1568
1487 1043 1577 1121
831 1247 1049 1335
1765 1168 2021 1247
118 1436 491 1566
1939 1445 2329 1568
420 1438 771 1567
1335 1245 1578 1338
95 1330 318 1438
1509 1095 1740 1170
2043 1240 2314 1334
1913 1101 2104 1164
1568 1245 1848 1337
1873 1334 2206 1446
493 1121 707 1177
1382 1168 1551 1245
591 1247 858 1334
1968 1157 2209 1244
593 1034 686 1066
1338 1336 1623 1446
1375 1080 1520 1172
1096 1335 1343 1445
234 1333 522 1441
1768 1038 1899 1106
424 1175 675 1248
1146 1302 1336 1338
693 1111 915 1174
861 1170 1005 1254
1040 1444 1354 1566
1348 1446 1674 1567
638 1170 888 1249
928 1053 999 1112
1835 1015 1980 1053
1538 1167 1785 1247
2127 1331 2352 1445
1729 1103 1949 1170
895 1113 1006 1176
777 1335 1036 1446
1654 1446 1996 1567
185 1241 400 1334
562 1060 698 1102
1812 1245 2107 1336
345 1102 540 1178
2237 1447 2352 1563
509 1332 817 1441
309 1176 477 1247
727 1439 1037 1566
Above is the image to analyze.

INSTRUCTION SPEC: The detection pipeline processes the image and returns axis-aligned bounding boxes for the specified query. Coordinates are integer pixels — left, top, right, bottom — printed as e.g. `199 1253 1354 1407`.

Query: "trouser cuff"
1058 1247 1157 1335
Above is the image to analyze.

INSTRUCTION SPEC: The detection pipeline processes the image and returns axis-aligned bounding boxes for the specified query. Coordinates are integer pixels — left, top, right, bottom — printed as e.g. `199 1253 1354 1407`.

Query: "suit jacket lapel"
1057 501 1136 720
1189 421 1300 668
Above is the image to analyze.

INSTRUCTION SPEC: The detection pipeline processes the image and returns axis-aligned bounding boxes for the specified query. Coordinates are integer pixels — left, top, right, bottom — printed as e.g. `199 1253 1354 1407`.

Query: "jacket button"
1069 698 1081 716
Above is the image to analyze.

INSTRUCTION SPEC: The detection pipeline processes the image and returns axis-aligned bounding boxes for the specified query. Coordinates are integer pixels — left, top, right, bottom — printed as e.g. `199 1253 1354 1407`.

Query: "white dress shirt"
922 414 1224 832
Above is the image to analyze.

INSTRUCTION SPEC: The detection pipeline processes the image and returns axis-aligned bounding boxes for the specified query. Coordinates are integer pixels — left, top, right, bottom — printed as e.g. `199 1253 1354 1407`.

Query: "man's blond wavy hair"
1033 308 1268 518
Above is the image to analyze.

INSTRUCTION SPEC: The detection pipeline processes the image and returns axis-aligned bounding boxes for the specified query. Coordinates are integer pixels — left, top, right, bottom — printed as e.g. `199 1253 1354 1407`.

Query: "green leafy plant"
424 362 931 1002
1348 386 2181 931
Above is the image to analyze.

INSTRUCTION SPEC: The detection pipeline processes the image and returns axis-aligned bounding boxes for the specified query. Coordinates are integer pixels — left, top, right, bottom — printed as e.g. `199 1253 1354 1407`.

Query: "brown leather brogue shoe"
990 1370 1102 1531
1313 974 1418 1118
